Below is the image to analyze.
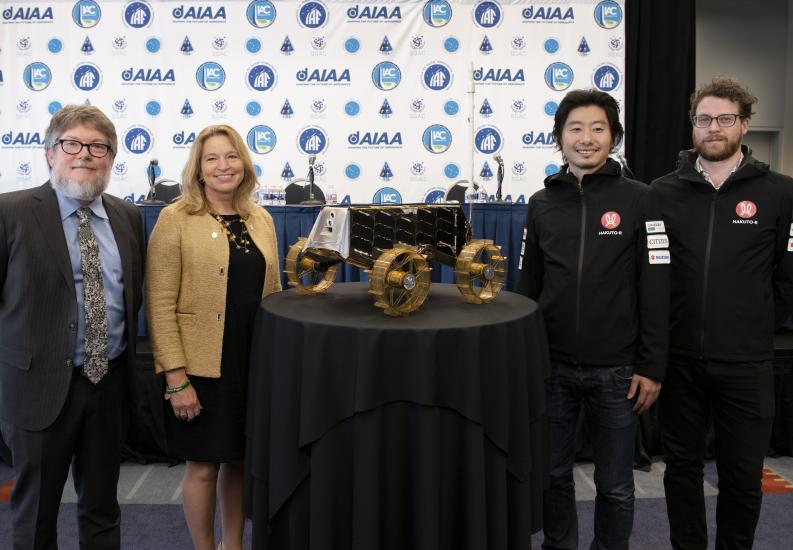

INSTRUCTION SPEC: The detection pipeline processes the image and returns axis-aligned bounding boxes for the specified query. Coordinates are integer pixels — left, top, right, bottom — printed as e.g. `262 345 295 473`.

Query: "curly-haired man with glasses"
652 78 793 550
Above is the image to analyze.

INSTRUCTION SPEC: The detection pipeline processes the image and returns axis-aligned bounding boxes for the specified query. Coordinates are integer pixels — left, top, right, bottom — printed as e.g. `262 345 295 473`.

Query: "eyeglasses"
56 139 112 158
690 114 743 128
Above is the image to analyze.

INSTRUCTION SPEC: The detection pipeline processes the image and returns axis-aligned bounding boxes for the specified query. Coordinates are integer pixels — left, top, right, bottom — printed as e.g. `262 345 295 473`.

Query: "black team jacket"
517 158 670 381
651 147 793 362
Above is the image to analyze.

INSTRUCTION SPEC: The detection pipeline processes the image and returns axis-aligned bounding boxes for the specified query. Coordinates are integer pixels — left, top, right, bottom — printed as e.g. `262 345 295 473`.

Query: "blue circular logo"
544 38 559 54
123 126 153 155
345 37 360 53
544 101 558 116
246 1 276 28
23 62 52 91
372 61 401 91
444 100 459 116
422 124 452 154
72 1 101 28
123 1 153 28
594 0 623 29
246 63 277 91
473 0 501 28
423 62 452 91
423 0 452 27
72 63 102 91
196 62 226 91
545 164 560 177
345 163 361 180
544 62 574 91
48 38 63 54
247 125 277 154
246 101 262 116
254 164 263 178
474 126 503 154
444 163 460 179
344 100 360 116
443 37 459 53
592 63 621 92
145 37 160 53
145 100 161 116
48 101 63 115
246 38 262 53
424 189 446 204
297 126 328 154
298 1 327 29
373 187 402 205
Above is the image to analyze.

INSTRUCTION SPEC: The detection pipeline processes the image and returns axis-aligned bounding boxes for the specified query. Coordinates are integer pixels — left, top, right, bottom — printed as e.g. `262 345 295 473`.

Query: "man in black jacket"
652 78 793 550
518 90 669 550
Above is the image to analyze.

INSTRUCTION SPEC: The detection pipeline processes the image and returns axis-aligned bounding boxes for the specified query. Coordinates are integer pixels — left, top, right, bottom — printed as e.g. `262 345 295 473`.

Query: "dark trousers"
0 358 127 550
660 355 774 550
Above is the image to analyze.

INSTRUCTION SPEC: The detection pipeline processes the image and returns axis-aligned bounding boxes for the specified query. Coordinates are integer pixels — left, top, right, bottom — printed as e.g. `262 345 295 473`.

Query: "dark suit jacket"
0 182 144 431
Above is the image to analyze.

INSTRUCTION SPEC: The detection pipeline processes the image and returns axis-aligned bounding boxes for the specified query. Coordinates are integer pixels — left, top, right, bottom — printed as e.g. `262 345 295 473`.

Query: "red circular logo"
736 201 757 219
601 211 621 229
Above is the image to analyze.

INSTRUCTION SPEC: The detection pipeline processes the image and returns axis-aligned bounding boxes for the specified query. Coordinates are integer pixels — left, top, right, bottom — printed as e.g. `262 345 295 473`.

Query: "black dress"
164 215 266 463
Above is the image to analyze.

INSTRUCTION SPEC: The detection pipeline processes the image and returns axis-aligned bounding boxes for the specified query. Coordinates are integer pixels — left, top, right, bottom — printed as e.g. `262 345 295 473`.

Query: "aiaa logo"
522 130 555 148
592 63 621 92
473 66 525 84
422 62 452 91
422 124 452 153
347 4 401 21
297 126 328 154
73 1 101 27
2 6 53 23
473 0 501 28
373 187 401 204
296 67 351 84
247 125 276 154
423 0 451 27
1 131 44 147
247 63 277 91
521 6 574 22
601 211 621 229
23 62 51 91
736 200 757 219
196 62 225 91
123 126 153 154
123 1 153 28
72 63 102 91
172 130 196 147
122 67 176 84
474 126 502 154
298 1 327 28
372 61 401 91
347 130 403 148
544 62 573 91
172 5 227 22
594 0 622 29
247 0 276 28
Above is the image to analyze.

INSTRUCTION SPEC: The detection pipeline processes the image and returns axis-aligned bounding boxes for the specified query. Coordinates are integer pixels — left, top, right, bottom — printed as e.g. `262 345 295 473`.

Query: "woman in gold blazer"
146 125 281 550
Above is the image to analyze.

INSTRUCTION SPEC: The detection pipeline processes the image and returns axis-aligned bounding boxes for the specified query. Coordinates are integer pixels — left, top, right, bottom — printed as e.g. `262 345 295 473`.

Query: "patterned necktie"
76 207 109 384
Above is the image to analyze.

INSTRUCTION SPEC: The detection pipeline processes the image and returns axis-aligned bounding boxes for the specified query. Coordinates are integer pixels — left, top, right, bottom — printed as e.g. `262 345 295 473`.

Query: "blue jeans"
542 361 638 550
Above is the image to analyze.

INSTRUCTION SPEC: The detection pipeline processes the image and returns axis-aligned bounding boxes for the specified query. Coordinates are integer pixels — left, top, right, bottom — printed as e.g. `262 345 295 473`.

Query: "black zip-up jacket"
517 159 670 381
651 147 793 362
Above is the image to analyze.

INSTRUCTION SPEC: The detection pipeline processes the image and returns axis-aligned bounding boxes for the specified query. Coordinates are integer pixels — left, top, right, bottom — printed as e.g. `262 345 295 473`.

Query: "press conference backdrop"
0 0 625 203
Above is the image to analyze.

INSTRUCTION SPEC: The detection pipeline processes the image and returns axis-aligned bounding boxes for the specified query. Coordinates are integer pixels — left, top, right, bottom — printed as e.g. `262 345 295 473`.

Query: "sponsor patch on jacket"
645 220 665 234
648 250 670 264
647 233 669 249
789 222 793 236
788 238 793 252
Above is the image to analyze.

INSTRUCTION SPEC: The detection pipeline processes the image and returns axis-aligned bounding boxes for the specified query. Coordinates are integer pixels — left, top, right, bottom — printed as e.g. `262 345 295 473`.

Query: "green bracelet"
165 378 191 394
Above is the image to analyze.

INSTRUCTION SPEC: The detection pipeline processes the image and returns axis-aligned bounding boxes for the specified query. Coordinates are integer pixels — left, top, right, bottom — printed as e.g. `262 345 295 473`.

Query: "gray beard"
51 172 109 202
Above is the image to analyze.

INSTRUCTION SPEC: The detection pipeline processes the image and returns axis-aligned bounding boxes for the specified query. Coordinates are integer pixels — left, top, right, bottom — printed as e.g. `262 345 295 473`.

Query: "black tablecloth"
244 282 551 550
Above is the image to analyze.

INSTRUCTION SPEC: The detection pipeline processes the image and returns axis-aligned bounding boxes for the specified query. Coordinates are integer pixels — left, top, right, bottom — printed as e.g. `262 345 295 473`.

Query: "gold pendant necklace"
210 212 251 254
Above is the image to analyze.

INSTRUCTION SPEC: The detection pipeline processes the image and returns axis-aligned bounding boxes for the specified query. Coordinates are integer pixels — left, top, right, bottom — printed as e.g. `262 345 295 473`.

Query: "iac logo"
23 62 52 91
347 131 403 148
473 66 525 84
346 4 401 21
422 124 452 154
422 62 452 91
372 61 401 91
72 1 100 27
522 130 555 148
298 1 328 29
196 62 225 91
123 1 153 28
373 187 401 204
172 5 227 22
246 125 276 154
594 1 623 29
521 6 574 22
172 130 196 147
297 126 328 154
122 67 176 84
1 131 44 147
296 67 351 84
123 126 153 154
545 62 574 91
247 63 277 91
473 1 501 28
246 0 276 28
72 63 102 91
474 126 503 154
422 0 451 27
2 6 54 22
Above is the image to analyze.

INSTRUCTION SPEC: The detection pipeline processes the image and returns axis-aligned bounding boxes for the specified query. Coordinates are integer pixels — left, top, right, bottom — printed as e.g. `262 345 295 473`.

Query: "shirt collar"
695 152 744 188
52 185 108 222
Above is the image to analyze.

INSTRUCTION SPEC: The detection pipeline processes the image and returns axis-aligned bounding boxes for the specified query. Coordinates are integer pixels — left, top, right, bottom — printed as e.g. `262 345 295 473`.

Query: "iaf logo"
73 1 101 28
544 62 574 91
123 126 153 155
246 63 277 92
247 125 276 154
123 1 153 29
422 62 453 91
23 62 52 91
423 0 452 28
372 61 401 91
474 126 503 154
422 124 452 154
247 0 276 28
473 0 501 28
424 188 446 204
594 0 623 29
297 126 328 155
72 63 102 92
298 1 328 29
196 62 225 91
592 63 621 92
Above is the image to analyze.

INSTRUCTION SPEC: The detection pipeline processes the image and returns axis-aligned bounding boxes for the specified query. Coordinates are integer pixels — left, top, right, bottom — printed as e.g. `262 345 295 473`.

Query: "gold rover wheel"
284 237 339 294
367 247 432 317
454 240 506 304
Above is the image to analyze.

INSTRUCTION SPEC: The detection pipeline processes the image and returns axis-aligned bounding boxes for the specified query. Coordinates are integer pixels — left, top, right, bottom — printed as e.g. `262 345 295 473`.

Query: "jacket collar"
544 157 623 188
675 145 768 186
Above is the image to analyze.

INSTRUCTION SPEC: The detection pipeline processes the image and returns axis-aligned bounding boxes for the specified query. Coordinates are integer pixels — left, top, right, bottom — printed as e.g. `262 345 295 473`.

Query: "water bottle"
464 184 477 204
276 185 285 205
326 183 337 205
477 184 488 203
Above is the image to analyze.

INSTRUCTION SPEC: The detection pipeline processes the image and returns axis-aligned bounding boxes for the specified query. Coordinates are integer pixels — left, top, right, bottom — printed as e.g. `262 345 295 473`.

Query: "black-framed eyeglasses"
690 114 743 128
57 139 112 158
